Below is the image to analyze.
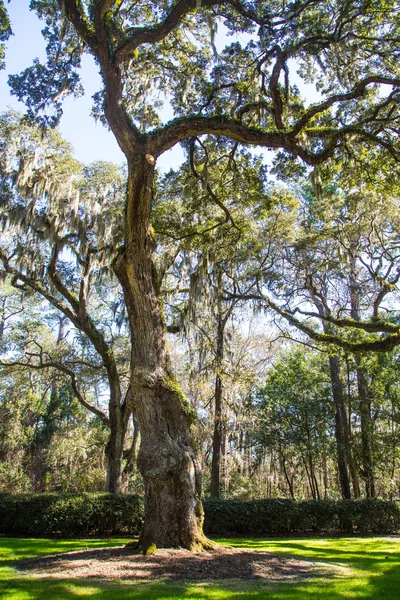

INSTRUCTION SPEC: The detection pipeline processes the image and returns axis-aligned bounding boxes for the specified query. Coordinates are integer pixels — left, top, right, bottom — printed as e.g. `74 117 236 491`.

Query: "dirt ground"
16 545 343 582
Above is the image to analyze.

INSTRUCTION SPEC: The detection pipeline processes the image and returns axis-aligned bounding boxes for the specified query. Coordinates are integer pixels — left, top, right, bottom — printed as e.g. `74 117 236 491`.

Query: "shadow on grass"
219 538 400 571
13 545 332 582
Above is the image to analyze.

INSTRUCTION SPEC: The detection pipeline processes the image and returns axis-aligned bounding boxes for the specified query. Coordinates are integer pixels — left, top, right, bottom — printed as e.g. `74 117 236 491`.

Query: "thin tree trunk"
328 354 352 499
349 258 375 498
346 355 361 498
211 271 224 497
309 292 353 499
106 382 128 493
355 359 375 497
114 157 210 551
282 455 295 499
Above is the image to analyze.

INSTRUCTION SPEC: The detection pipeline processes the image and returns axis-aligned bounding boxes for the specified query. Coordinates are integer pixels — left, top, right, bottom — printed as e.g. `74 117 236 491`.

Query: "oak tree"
7 0 400 550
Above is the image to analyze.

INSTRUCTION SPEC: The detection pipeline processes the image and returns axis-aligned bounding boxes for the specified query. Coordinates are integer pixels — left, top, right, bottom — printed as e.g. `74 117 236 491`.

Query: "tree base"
125 534 216 555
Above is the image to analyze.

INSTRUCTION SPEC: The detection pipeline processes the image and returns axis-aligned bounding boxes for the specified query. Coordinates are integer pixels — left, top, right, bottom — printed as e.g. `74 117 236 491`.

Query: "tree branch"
62 0 97 50
115 0 228 63
0 350 110 427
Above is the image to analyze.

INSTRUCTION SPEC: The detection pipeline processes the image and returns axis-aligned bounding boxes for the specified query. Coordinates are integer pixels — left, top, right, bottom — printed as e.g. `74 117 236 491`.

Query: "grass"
0 536 398 599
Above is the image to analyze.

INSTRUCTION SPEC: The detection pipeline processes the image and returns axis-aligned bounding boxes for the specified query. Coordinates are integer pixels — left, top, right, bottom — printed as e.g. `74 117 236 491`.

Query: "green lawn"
0 536 398 599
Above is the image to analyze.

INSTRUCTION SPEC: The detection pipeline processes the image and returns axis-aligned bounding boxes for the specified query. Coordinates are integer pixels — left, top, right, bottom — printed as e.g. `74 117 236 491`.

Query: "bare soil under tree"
16 545 347 582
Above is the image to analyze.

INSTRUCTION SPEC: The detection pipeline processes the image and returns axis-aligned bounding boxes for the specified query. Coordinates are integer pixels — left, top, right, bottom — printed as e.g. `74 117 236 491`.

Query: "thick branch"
115 0 227 63
62 0 97 50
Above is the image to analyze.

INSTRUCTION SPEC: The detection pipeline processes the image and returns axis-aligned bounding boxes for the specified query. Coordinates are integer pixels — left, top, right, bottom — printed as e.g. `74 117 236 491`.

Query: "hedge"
0 493 144 536
0 494 398 536
203 498 400 536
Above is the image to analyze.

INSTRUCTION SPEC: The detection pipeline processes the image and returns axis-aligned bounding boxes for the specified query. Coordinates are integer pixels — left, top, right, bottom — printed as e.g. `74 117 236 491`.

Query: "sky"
0 4 125 166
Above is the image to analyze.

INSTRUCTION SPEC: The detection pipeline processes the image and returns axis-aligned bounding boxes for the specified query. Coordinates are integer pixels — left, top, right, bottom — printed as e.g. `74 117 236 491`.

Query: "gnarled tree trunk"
114 156 210 551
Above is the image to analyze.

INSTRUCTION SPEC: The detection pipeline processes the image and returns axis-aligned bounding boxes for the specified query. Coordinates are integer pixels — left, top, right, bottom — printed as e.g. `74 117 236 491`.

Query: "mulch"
14 545 342 582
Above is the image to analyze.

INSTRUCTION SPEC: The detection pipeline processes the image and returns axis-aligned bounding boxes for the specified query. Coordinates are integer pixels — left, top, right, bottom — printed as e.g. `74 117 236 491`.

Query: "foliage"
0 1 11 70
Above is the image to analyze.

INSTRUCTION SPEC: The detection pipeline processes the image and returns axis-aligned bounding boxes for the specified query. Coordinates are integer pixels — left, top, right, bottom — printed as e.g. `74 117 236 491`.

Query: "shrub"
336 499 400 534
0 494 398 537
203 498 400 536
0 493 143 536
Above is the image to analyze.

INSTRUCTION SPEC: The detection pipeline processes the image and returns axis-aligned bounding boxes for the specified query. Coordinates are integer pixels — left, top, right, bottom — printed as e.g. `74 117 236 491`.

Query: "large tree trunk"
114 156 210 551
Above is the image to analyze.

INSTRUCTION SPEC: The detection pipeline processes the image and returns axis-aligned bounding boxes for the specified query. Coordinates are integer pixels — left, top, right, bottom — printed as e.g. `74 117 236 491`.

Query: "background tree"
255 349 335 500
0 112 132 493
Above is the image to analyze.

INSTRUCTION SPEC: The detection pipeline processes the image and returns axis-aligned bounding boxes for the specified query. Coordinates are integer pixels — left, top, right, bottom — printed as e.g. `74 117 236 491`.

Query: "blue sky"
0 3 125 165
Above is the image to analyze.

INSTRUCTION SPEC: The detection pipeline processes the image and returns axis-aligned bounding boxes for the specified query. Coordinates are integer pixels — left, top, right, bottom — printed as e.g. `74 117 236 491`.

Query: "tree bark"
328 354 352 499
211 271 224 498
114 156 210 551
349 258 376 498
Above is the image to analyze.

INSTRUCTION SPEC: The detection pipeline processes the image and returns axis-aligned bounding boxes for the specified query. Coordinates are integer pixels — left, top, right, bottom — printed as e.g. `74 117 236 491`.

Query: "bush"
203 498 400 536
336 499 400 534
0 494 398 537
0 493 143 536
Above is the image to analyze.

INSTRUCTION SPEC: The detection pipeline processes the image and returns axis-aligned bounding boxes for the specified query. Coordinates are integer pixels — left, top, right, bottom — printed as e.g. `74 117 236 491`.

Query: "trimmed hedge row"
203 498 400 536
0 493 398 536
0 493 144 536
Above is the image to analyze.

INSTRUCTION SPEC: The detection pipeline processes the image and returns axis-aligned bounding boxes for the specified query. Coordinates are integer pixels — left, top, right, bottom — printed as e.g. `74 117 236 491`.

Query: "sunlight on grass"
0 536 398 599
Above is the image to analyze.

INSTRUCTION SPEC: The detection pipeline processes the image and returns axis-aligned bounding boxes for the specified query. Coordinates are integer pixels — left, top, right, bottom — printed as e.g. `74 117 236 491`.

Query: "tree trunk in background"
114 157 210 551
32 315 68 491
211 270 224 497
355 359 375 497
349 257 375 498
309 292 353 499
328 354 352 499
345 356 361 498
105 379 130 494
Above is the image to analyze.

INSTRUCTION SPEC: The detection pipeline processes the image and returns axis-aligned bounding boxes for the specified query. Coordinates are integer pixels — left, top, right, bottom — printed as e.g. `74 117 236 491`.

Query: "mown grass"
0 536 398 599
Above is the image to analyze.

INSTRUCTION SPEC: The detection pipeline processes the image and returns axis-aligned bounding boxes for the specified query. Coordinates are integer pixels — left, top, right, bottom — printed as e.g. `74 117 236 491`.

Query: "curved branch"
115 0 228 63
291 76 400 136
227 290 400 353
0 356 110 427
